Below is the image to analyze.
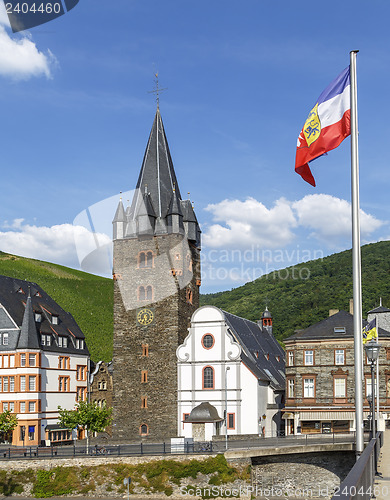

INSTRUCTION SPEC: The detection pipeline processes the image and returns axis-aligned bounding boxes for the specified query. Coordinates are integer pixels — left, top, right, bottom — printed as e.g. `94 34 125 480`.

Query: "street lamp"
364 340 381 439
225 366 230 450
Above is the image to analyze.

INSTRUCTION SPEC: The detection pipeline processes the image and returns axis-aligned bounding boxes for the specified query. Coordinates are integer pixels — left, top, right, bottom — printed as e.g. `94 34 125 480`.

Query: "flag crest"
363 318 377 345
295 67 351 186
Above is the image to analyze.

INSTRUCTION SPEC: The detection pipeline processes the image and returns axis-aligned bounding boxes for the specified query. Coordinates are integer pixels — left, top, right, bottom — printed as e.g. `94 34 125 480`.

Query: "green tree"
0 410 18 443
58 401 112 452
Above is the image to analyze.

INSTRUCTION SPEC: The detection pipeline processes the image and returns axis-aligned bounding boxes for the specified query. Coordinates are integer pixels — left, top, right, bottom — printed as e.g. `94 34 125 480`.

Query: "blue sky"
0 0 389 294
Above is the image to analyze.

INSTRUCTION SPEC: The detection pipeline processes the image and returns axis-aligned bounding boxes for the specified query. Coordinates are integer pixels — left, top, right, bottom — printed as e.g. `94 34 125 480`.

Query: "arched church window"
203 366 214 389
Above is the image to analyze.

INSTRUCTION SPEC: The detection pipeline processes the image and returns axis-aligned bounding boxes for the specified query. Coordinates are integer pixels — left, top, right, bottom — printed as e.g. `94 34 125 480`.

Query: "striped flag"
295 67 351 186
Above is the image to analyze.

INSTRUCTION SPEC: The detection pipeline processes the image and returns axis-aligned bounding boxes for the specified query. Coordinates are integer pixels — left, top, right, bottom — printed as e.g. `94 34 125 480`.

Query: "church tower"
112 107 201 441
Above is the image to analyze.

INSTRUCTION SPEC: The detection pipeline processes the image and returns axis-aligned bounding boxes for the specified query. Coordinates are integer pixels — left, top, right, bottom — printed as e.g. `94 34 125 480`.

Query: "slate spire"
112 198 126 240
131 108 181 219
17 291 40 349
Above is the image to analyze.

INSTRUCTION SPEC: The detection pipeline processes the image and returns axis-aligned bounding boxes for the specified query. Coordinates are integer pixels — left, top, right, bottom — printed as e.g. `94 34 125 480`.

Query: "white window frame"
288 378 295 398
304 350 314 366
335 349 345 365
303 378 315 398
288 351 294 366
334 378 346 398
29 376 36 392
20 376 26 392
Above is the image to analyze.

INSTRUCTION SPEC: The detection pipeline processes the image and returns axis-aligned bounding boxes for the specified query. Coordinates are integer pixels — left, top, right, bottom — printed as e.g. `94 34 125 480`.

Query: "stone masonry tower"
112 107 201 441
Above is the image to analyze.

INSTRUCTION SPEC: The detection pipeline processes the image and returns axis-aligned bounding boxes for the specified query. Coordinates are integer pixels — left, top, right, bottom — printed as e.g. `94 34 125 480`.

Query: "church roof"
116 108 201 246
222 310 285 391
112 199 126 223
132 108 181 219
0 275 89 354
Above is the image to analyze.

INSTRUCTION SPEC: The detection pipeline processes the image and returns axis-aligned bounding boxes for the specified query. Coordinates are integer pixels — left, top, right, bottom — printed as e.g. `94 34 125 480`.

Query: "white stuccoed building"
0 276 89 446
177 305 285 440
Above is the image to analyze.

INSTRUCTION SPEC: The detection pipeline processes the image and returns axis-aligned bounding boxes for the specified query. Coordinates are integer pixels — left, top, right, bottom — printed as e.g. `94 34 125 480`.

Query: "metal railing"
0 432 362 461
331 431 383 500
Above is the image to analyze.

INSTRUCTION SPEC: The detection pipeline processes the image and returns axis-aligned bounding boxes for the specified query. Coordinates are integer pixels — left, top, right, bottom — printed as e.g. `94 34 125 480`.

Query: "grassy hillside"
200 241 390 343
0 252 113 362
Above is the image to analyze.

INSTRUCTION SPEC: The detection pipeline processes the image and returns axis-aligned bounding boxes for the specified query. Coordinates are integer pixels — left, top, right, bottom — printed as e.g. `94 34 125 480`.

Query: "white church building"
177 305 285 440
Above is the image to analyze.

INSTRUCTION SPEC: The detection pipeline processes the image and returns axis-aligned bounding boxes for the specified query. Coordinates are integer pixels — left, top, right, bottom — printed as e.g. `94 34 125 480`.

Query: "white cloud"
203 197 297 249
0 24 56 80
292 194 384 243
0 220 111 274
202 194 385 250
0 3 10 26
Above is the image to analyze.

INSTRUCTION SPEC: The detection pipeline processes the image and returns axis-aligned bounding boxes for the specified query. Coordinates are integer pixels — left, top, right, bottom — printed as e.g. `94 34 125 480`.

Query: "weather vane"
148 72 167 108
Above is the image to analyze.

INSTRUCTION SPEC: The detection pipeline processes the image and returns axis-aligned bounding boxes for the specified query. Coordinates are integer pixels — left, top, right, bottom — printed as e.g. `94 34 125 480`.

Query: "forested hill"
200 241 390 344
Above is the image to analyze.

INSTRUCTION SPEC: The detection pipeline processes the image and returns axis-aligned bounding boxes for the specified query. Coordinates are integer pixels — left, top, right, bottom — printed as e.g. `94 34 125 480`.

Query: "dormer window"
76 339 84 349
58 337 68 348
41 334 51 346
3 333 8 345
52 316 58 325
334 327 346 334
35 313 42 323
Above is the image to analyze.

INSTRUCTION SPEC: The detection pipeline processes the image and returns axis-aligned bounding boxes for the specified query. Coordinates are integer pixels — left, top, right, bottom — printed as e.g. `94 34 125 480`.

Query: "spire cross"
148 73 167 108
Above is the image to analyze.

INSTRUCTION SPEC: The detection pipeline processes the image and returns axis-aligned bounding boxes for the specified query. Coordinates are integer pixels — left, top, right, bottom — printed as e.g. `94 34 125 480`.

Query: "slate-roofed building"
177 305 285 440
112 106 201 441
0 275 89 446
284 305 390 435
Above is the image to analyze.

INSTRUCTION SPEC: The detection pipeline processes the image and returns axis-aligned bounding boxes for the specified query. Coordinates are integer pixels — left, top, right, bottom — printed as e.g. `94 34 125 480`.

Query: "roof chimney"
329 309 339 317
349 299 354 315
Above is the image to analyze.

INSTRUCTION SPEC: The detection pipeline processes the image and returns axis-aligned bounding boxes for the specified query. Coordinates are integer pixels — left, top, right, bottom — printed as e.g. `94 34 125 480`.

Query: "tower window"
186 287 193 304
140 424 149 436
138 285 154 301
141 370 148 383
203 366 214 389
142 344 149 357
141 396 148 408
138 251 154 268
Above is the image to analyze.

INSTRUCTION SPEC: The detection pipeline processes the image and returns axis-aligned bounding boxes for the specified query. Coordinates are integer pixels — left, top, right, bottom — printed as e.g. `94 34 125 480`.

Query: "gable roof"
222 310 285 391
285 309 390 342
0 275 89 354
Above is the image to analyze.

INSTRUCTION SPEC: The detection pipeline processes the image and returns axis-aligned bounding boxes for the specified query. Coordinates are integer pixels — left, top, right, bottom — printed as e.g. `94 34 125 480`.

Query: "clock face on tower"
137 308 154 326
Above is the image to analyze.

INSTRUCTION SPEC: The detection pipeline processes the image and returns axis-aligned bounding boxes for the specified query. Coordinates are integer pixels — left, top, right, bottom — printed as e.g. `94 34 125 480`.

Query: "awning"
282 413 294 419
45 424 72 431
298 411 370 421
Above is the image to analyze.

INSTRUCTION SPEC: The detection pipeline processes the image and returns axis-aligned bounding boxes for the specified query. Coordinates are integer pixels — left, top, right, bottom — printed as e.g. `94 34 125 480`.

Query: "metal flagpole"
350 50 364 458
376 313 380 429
